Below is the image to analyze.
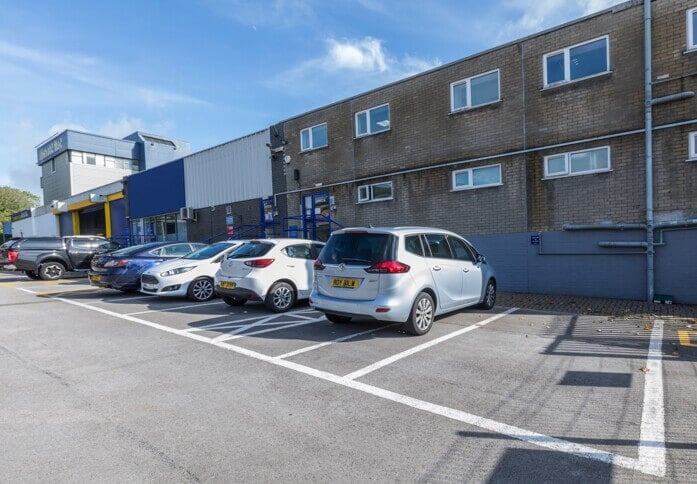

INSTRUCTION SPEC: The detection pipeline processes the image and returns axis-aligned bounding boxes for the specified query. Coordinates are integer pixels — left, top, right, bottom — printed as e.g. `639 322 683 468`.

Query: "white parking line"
126 300 224 315
638 319 666 477
46 295 661 476
97 294 156 303
211 315 281 341
214 318 326 342
343 307 518 380
276 323 399 359
185 309 319 332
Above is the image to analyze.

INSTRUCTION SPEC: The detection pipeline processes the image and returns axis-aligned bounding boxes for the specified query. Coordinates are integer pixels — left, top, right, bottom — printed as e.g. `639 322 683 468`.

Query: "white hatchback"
141 241 243 302
214 238 325 312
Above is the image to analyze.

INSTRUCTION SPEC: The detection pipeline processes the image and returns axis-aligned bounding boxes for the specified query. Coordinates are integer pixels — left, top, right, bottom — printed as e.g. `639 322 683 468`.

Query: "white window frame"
543 35 610 87
357 181 393 203
451 164 503 191
543 146 611 179
689 132 697 160
450 69 501 112
688 8 697 51
355 103 390 137
300 123 328 151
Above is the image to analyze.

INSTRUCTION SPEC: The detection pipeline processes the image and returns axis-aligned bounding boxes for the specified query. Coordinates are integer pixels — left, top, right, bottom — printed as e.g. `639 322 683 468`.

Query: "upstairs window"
355 104 390 137
689 132 697 160
544 146 610 178
689 8 697 51
50 159 56 173
300 123 328 151
357 181 393 203
544 36 609 87
452 164 502 190
451 69 500 111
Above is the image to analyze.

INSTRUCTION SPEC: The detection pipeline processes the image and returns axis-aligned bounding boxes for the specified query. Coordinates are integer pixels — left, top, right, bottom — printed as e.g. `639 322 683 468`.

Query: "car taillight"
104 259 128 268
313 259 325 270
365 261 410 273
244 258 275 268
8 250 18 263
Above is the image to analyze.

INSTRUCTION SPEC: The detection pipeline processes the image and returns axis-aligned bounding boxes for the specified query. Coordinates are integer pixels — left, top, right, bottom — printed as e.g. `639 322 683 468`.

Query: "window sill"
354 128 391 140
686 157 697 162
300 145 328 154
450 183 503 192
356 197 394 204
449 99 502 115
541 71 613 92
543 168 613 180
683 47 697 55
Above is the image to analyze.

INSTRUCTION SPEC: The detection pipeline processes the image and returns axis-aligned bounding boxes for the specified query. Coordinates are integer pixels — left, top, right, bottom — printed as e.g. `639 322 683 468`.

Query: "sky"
0 0 623 202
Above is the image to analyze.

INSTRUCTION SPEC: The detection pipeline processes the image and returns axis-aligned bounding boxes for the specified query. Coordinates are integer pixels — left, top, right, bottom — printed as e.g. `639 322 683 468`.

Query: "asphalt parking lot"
1 272 695 482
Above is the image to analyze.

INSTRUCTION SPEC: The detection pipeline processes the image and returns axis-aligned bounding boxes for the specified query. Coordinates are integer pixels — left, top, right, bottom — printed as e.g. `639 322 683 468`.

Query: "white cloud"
272 36 441 95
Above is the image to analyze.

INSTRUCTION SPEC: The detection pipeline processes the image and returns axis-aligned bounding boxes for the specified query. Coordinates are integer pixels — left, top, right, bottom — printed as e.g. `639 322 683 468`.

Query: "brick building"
274 0 697 303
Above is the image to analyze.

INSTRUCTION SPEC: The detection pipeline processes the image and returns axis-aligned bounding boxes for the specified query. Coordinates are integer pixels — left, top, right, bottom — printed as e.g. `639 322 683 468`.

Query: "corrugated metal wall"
184 129 271 209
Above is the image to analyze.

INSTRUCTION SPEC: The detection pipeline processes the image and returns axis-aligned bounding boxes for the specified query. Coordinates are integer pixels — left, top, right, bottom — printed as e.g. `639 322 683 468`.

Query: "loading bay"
1 272 695 482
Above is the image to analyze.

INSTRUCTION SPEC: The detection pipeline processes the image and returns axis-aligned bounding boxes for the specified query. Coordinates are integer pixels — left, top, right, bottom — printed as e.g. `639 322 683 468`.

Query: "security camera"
270 146 284 153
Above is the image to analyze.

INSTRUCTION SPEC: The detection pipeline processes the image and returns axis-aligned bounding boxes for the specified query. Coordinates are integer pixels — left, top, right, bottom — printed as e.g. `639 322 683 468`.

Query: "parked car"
140 241 243 302
89 242 205 292
214 238 325 312
310 227 497 335
13 236 122 280
0 238 22 270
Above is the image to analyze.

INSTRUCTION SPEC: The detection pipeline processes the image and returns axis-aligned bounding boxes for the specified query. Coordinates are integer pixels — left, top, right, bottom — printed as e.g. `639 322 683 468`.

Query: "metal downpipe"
644 0 654 302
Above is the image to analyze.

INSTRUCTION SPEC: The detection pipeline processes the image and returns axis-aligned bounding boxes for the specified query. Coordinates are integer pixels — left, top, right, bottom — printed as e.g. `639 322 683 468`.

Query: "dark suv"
13 236 122 280
0 238 22 269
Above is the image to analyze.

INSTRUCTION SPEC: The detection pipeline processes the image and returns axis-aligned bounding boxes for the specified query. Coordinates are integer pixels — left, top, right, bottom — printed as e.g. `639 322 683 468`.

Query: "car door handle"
463 268 470 272
432 266 441 271
287 265 296 268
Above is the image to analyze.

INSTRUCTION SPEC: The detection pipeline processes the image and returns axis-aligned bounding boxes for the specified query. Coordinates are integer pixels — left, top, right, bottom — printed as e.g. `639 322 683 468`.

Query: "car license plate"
142 283 157 291
89 275 100 283
331 277 359 288
219 281 236 289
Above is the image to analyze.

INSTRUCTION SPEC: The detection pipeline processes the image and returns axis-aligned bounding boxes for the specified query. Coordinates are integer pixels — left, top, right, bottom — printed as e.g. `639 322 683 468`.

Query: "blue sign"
530 234 540 245
2 222 12 235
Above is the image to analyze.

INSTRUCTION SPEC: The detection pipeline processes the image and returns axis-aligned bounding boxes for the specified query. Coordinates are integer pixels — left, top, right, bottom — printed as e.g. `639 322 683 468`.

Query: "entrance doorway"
302 192 332 241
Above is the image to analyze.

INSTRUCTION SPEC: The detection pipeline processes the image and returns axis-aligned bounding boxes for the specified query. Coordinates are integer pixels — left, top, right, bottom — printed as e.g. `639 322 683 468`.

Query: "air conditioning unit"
179 207 196 221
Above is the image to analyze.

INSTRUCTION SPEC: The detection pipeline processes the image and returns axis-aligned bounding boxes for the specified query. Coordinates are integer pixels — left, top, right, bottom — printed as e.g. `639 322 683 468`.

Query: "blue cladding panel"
655 230 697 304
128 159 185 219
109 198 127 243
59 212 73 236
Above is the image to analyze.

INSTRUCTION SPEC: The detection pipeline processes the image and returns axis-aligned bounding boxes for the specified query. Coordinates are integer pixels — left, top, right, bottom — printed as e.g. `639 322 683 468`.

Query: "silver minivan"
310 227 497 335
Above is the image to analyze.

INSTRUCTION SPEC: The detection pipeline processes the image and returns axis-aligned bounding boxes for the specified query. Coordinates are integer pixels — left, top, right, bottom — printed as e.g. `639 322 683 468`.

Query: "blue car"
89 241 206 292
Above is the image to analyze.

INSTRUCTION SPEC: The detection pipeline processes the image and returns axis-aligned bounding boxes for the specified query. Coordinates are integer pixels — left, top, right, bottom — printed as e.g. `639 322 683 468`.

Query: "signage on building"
10 209 32 222
37 133 66 163
530 234 540 245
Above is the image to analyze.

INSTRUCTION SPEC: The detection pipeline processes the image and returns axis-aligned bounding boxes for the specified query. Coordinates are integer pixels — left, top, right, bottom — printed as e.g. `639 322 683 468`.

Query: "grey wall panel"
655 229 697 304
184 130 272 208
467 230 648 302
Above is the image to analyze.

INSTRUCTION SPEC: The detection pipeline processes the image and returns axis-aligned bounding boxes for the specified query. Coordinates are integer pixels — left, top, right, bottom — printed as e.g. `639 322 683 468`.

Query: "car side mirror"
476 254 487 264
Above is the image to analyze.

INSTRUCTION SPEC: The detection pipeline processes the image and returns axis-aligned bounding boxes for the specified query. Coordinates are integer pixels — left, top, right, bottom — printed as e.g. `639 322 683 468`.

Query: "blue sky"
0 0 622 201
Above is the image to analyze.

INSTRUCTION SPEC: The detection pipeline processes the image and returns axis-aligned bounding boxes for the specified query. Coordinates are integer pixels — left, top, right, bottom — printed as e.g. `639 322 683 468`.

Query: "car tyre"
265 281 296 313
223 296 246 306
403 292 434 336
188 277 215 302
39 261 65 281
477 279 496 310
25 270 41 280
326 313 351 324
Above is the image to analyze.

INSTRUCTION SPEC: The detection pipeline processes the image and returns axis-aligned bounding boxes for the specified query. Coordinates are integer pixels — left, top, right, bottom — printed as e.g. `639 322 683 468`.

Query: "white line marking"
637 319 666 477
38 294 663 477
344 307 519 380
211 315 280 341
126 300 224 315
184 309 318 332
276 323 399 359
214 318 326 342
99 294 156 303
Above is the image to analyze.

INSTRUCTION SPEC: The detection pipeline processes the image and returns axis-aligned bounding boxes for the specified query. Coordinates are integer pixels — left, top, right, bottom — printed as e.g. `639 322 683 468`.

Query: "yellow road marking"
677 330 697 347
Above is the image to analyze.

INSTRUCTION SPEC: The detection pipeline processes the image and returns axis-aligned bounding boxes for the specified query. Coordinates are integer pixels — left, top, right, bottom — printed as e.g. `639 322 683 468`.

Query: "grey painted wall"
467 228 696 304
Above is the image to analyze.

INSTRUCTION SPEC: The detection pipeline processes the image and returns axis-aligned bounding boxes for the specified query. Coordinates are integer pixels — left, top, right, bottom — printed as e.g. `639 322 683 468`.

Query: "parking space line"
46 295 658 477
213 318 326 342
211 315 281 341
126 300 224 315
637 319 666 477
343 307 518 381
276 323 400 359
96 294 156 303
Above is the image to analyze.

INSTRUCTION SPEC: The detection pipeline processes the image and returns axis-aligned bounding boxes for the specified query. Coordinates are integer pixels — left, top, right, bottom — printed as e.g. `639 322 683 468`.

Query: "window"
447 237 474 262
405 235 425 257
544 36 609 87
425 234 452 259
50 159 56 173
544 146 610 178
300 123 328 151
451 69 500 111
357 181 393 203
689 8 697 50
285 244 313 259
452 164 502 190
689 132 697 160
355 104 390 137
84 153 96 165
